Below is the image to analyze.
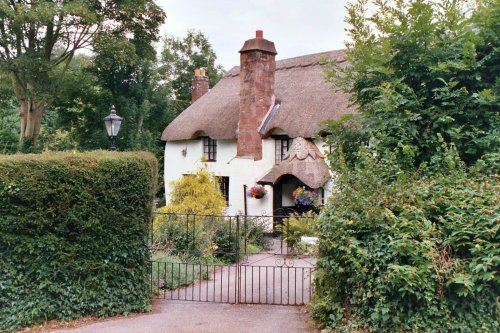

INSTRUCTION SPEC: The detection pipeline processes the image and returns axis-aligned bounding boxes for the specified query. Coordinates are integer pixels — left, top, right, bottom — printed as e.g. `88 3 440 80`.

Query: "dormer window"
274 135 293 164
203 137 217 161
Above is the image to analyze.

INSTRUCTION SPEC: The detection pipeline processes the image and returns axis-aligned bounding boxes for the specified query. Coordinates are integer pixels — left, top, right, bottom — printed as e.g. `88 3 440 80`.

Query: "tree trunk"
19 100 44 146
11 76 45 147
18 100 28 144
136 113 144 139
21 98 45 146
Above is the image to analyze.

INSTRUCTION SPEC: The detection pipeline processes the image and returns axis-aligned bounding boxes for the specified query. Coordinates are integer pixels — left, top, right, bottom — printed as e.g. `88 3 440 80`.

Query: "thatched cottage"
161 31 354 219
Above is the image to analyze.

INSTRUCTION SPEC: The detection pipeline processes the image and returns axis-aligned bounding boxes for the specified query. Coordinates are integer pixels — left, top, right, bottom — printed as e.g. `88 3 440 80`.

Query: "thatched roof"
161 49 354 141
258 138 330 189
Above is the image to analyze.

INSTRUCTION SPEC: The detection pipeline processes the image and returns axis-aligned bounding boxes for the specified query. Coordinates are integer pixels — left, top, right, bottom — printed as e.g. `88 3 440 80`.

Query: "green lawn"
151 253 225 291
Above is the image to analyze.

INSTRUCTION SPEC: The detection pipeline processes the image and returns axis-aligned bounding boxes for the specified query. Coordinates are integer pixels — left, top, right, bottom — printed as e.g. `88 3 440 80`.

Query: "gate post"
236 215 240 304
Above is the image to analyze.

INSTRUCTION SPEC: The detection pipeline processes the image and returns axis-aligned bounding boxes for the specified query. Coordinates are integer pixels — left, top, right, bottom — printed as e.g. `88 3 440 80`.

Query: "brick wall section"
192 71 209 103
237 32 277 160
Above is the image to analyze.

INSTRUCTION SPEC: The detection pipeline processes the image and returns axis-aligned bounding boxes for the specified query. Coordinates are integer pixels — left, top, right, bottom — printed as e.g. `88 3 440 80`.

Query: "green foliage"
0 152 157 332
313 148 499 332
46 53 172 198
0 73 19 153
0 104 19 154
151 253 220 292
317 1 499 331
325 0 500 166
472 152 500 174
153 212 273 260
240 216 273 254
160 30 224 114
320 114 369 168
51 55 172 154
152 214 238 262
0 0 166 145
0 129 17 153
153 168 230 259
152 213 271 263
277 212 318 252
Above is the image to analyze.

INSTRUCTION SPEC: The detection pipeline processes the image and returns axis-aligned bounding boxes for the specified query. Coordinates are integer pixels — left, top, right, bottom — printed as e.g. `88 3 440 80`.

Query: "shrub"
240 216 273 253
152 213 271 261
0 151 157 332
152 213 238 262
278 212 318 254
313 149 499 332
153 167 236 260
161 165 227 215
0 130 18 154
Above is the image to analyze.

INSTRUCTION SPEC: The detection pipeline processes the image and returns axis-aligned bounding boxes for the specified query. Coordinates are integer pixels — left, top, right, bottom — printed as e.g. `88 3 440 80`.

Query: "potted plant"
248 185 267 199
292 187 318 207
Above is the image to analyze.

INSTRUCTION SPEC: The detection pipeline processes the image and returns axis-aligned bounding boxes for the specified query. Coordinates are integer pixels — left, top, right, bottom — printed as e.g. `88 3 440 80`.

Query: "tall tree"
160 30 224 113
52 51 172 153
325 0 499 166
0 0 165 147
314 2 500 331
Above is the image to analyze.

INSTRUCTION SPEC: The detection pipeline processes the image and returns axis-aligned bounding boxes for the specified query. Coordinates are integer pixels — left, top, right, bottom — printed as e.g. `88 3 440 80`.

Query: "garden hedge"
313 151 499 332
0 151 157 332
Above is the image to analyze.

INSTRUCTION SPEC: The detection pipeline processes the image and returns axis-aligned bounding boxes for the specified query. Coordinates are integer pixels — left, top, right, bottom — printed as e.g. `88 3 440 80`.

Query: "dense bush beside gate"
313 149 499 332
0 151 157 332
315 0 499 331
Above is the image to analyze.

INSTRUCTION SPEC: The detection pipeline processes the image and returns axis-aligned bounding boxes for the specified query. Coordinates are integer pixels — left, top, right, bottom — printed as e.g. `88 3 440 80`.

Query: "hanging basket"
248 185 267 199
293 187 318 206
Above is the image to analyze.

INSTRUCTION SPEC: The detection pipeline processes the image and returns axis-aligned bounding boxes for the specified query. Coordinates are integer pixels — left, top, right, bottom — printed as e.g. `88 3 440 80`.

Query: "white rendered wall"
164 137 334 222
164 138 275 218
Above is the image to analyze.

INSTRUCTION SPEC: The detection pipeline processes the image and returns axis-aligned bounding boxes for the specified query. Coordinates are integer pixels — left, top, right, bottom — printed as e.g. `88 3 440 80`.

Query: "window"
203 137 217 161
274 136 293 164
217 176 230 204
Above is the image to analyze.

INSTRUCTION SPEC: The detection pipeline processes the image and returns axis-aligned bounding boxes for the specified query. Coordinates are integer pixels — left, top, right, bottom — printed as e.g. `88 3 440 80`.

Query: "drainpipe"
243 184 248 216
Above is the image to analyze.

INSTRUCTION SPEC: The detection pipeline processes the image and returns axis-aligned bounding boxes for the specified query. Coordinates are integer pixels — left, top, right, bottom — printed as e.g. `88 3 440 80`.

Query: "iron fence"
149 212 317 305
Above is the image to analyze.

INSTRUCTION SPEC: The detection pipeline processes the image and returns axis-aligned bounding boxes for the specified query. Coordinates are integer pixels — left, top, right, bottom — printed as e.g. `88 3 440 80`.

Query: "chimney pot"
191 69 209 103
256 30 263 38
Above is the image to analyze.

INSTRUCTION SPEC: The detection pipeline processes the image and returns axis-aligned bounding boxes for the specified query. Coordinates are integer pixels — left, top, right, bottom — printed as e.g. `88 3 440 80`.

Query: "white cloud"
156 0 349 69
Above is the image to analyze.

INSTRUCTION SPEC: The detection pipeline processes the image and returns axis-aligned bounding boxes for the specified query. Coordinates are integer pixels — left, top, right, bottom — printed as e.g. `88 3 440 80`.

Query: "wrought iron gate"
150 213 316 305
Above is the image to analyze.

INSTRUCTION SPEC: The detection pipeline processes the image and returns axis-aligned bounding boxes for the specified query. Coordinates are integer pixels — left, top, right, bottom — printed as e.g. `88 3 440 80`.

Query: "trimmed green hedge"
0 151 157 332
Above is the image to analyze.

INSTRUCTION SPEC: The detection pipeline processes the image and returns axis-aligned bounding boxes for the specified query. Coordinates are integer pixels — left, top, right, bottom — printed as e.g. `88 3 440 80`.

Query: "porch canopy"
258 137 330 189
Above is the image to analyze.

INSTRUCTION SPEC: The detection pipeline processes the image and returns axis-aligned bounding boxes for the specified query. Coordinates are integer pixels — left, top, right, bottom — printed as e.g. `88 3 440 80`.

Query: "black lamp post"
103 105 123 150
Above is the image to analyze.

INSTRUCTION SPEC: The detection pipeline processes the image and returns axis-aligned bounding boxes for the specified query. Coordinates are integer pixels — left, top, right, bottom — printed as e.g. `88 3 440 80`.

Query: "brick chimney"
191 68 209 103
237 30 277 160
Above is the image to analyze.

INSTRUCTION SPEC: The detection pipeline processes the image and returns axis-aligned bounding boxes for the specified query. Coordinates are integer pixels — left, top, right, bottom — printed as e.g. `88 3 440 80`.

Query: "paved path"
154 239 316 305
47 301 315 333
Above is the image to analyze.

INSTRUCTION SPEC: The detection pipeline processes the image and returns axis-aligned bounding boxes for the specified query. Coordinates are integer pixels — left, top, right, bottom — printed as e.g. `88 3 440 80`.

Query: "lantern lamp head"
103 105 123 150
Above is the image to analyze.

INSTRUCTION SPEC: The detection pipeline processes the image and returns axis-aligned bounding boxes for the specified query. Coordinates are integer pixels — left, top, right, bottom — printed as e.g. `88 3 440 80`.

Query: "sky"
155 0 350 70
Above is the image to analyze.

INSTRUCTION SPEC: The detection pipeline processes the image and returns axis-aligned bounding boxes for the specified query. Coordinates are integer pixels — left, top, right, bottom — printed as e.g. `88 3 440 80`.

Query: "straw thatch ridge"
161 49 355 141
258 138 330 189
